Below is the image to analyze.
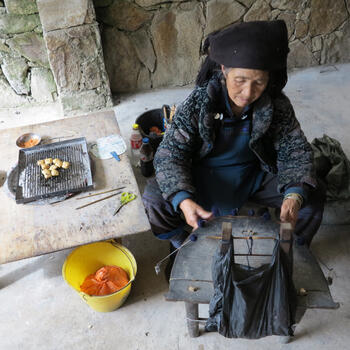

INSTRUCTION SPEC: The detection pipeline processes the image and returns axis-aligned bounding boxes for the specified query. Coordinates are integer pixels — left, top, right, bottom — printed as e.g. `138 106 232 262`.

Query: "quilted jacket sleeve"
154 89 204 200
272 95 317 191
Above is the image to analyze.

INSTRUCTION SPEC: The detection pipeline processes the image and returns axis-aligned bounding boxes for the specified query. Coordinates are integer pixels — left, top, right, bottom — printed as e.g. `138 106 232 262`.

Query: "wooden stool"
165 216 338 339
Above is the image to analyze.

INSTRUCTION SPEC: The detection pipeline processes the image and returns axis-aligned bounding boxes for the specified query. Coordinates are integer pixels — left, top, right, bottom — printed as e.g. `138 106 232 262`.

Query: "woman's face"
222 66 269 112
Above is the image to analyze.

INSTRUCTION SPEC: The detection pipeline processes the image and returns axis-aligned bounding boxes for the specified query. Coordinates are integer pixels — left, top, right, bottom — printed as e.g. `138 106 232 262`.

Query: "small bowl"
16 133 41 149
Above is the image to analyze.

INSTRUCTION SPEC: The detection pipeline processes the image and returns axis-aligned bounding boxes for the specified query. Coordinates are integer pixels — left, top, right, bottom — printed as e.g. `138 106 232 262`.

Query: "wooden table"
0 110 150 264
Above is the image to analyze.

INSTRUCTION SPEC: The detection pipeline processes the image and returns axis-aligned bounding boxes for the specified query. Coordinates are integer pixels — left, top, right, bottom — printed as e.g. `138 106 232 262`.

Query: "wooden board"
0 110 150 264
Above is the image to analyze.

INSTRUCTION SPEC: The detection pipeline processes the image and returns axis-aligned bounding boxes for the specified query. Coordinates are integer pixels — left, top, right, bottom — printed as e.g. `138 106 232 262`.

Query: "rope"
245 236 254 267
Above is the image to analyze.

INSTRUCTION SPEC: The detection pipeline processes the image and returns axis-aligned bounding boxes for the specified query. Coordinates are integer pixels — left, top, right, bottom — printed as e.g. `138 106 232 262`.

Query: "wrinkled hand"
280 198 299 228
179 198 213 230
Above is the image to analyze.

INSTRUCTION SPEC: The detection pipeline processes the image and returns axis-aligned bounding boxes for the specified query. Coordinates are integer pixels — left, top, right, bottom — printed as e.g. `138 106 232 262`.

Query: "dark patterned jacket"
154 73 316 200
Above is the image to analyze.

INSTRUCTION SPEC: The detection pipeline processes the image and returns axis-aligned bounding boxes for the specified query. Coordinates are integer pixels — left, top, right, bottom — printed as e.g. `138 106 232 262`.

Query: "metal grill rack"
16 138 93 204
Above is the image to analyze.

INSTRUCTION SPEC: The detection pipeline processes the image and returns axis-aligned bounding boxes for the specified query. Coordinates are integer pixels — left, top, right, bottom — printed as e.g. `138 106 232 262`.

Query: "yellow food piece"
42 169 51 175
42 169 51 179
41 163 49 170
53 158 63 167
38 158 71 179
62 161 70 169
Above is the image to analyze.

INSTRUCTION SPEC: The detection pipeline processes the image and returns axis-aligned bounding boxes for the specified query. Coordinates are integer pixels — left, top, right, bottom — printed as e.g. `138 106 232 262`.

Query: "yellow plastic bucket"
62 241 137 312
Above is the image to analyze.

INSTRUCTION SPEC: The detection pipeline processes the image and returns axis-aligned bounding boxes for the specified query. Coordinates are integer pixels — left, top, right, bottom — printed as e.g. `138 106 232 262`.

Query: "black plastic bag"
205 237 296 339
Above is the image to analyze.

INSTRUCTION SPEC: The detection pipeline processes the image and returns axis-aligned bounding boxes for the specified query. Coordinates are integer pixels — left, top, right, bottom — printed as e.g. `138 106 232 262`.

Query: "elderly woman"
142 20 325 249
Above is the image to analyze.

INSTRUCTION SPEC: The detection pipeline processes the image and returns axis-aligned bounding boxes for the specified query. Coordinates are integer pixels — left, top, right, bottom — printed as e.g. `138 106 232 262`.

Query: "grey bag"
311 134 350 201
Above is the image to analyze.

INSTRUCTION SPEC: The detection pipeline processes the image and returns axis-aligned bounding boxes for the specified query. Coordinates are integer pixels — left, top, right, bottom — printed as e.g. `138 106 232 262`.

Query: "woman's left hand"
280 198 299 228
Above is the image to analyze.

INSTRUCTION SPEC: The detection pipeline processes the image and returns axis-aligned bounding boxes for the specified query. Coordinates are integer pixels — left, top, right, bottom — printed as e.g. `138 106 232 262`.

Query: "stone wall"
1 0 349 106
0 0 57 108
0 0 112 115
94 0 350 93
37 0 112 114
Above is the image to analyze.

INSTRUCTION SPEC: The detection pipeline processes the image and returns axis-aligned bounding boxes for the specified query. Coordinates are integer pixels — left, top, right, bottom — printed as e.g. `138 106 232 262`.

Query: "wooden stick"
221 222 232 254
280 222 293 275
75 191 122 210
76 187 125 200
49 135 76 140
50 192 80 205
234 254 272 257
207 235 276 240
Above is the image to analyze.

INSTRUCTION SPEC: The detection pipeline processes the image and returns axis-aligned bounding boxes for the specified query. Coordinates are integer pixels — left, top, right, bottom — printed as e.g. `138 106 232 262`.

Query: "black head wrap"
196 20 289 96
208 20 289 70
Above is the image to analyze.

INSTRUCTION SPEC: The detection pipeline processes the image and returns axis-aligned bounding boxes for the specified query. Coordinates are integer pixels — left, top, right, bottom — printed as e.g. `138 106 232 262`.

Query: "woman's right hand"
179 198 213 230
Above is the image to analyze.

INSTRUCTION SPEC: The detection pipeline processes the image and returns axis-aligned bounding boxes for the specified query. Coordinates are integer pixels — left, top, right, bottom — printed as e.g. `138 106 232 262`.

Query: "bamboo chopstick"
75 191 122 210
76 186 125 200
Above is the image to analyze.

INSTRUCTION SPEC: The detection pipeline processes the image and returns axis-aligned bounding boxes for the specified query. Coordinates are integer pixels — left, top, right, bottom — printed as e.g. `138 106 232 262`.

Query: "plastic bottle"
140 137 154 177
130 123 142 167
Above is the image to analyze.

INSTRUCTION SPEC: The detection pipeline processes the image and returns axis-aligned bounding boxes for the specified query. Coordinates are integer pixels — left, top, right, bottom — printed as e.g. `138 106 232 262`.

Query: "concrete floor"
1 64 350 349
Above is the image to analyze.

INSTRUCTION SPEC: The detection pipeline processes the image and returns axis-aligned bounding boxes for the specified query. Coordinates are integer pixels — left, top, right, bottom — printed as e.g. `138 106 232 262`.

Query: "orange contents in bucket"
80 265 129 296
149 126 163 135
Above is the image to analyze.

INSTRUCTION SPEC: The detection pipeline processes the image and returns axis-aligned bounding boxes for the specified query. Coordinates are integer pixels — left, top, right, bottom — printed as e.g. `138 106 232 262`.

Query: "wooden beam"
280 222 294 275
220 221 233 257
